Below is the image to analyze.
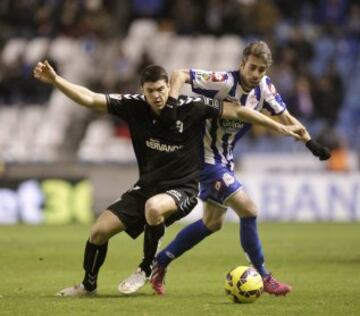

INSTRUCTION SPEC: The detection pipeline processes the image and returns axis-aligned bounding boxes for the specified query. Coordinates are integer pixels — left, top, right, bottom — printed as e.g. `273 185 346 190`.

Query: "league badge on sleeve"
195 71 211 82
211 72 228 82
201 72 211 81
196 71 228 83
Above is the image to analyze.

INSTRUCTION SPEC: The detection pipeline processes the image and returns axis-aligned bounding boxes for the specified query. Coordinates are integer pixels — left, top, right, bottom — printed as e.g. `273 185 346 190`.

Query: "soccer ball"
225 266 264 303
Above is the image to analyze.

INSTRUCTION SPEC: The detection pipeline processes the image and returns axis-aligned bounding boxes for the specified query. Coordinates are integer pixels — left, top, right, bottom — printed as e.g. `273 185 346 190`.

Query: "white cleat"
118 268 148 294
56 284 96 297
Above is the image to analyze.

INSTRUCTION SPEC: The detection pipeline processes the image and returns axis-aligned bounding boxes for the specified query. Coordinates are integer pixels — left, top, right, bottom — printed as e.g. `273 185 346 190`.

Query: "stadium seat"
212 36 243 69
122 38 146 65
103 138 136 163
82 119 114 145
127 19 158 41
78 119 136 163
2 38 27 65
0 107 19 157
162 36 193 70
190 36 216 69
311 35 336 77
122 19 159 65
217 35 244 57
146 31 174 64
48 36 77 64
5 106 45 162
24 38 50 65
77 119 114 162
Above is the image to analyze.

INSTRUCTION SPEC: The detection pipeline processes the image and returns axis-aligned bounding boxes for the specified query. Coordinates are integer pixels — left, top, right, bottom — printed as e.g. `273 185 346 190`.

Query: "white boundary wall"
181 172 360 222
1 171 359 224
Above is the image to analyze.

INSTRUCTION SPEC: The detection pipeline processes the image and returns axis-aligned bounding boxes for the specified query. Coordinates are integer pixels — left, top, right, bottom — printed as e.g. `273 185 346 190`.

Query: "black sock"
82 240 108 291
139 223 165 277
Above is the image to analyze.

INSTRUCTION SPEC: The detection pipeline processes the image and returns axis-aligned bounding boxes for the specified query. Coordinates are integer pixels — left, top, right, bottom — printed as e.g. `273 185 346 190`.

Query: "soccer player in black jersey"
33 61 303 296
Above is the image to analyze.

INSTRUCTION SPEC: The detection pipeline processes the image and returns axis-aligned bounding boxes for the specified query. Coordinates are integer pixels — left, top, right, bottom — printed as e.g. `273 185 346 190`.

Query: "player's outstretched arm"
169 69 190 99
277 110 331 160
276 110 311 142
222 101 304 140
33 60 107 112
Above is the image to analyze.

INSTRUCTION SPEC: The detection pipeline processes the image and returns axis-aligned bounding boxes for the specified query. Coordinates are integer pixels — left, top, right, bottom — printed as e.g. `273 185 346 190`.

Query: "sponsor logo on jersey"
214 181 222 191
202 97 221 110
196 71 227 83
146 138 183 152
222 173 235 186
211 72 227 82
219 118 245 132
176 120 184 133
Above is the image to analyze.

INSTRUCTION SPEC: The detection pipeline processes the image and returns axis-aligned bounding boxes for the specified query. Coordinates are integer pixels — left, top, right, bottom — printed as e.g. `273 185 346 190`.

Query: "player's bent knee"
145 201 162 225
204 219 223 232
89 224 111 245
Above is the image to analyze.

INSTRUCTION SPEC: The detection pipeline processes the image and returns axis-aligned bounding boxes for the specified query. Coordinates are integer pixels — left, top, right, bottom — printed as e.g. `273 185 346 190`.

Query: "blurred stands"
0 0 358 170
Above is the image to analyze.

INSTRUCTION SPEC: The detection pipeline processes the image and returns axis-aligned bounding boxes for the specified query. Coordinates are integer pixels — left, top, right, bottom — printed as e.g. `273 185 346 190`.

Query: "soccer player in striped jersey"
150 41 330 296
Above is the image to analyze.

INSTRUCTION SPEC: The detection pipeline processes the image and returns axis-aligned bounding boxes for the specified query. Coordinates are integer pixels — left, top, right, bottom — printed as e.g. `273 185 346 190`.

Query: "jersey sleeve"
261 77 287 116
190 96 223 120
106 93 144 120
190 69 234 100
106 94 129 119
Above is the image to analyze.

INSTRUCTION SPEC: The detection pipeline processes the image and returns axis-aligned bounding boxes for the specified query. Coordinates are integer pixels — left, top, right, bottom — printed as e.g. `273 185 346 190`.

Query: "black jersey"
106 94 222 189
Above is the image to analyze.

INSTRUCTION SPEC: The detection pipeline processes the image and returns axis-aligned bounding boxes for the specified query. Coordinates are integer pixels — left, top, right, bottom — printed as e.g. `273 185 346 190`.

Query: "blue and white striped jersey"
190 69 287 170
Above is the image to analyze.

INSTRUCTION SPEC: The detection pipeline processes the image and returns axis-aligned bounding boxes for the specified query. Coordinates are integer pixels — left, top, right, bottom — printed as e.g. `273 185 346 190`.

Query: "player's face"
240 55 268 91
142 80 170 114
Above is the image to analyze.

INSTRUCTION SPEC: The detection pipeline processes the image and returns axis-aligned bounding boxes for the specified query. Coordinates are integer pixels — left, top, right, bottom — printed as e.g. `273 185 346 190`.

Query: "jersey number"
176 120 184 133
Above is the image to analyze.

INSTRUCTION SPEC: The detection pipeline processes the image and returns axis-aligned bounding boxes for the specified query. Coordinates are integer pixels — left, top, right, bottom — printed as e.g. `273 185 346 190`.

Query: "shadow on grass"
46 293 156 299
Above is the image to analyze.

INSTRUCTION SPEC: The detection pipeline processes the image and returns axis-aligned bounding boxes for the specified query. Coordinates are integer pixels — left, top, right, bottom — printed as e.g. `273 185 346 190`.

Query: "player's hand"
293 127 311 143
280 124 305 141
305 140 331 161
33 60 57 84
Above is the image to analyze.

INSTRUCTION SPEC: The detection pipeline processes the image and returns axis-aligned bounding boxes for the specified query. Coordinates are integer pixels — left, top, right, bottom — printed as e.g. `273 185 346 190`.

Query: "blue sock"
156 219 213 267
240 217 268 276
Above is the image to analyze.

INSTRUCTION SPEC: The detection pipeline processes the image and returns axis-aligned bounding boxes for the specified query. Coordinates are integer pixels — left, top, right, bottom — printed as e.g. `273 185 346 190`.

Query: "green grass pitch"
1 223 359 316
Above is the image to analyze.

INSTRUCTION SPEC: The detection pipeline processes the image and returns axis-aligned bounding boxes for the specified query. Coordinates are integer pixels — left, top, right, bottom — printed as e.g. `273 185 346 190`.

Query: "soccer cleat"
150 263 167 295
56 284 96 297
262 274 292 296
118 268 148 294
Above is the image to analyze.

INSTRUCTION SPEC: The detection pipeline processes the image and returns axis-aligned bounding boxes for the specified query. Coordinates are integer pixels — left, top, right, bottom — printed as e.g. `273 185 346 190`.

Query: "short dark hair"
140 65 168 86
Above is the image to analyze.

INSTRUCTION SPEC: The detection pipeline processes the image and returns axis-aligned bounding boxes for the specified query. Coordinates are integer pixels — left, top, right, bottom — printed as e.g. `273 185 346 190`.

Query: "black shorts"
107 184 198 239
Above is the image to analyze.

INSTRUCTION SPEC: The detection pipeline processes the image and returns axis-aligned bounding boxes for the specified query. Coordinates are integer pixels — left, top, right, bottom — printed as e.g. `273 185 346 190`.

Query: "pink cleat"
150 263 167 295
263 274 292 296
